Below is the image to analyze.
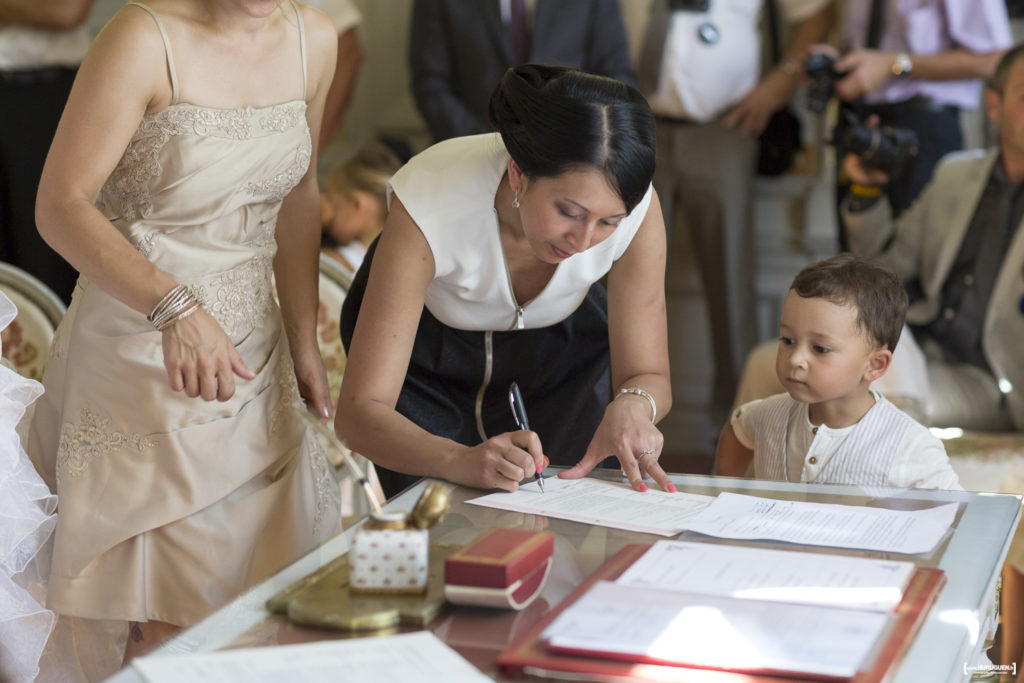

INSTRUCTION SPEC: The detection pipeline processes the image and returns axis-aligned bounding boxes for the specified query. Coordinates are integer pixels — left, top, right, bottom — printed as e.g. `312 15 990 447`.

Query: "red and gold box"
444 528 554 610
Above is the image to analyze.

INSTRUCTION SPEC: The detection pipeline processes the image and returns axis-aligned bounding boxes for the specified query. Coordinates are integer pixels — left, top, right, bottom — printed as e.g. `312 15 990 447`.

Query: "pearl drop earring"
512 189 520 209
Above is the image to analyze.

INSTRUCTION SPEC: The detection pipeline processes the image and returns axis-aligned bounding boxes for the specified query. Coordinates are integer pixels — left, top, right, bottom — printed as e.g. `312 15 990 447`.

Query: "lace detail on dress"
307 435 334 536
270 355 303 435
132 230 160 258
245 144 311 203
49 319 68 362
98 101 307 221
260 107 305 134
101 130 165 221
193 250 276 338
57 407 158 484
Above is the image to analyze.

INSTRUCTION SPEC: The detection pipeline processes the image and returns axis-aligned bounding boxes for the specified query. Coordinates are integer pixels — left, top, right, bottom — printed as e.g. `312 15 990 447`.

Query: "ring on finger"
637 448 656 461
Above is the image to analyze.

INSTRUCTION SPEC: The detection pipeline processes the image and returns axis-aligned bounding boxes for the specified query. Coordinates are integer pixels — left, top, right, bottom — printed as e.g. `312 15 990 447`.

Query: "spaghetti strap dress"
27 0 340 627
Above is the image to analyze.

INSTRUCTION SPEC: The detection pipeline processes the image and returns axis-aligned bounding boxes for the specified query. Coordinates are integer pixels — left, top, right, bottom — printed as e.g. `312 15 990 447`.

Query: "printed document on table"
466 477 714 536
542 580 889 679
683 492 957 553
616 540 914 611
132 631 491 683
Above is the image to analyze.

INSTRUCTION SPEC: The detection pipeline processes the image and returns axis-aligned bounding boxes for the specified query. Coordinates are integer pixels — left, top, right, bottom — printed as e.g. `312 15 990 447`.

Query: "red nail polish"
639 483 648 492
667 483 677 493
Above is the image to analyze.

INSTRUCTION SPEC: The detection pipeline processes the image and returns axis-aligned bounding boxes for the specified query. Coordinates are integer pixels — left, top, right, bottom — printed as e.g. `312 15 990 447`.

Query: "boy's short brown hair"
790 253 908 352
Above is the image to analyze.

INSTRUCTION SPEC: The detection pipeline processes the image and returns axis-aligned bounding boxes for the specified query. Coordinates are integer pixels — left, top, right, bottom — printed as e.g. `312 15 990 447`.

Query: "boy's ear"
863 348 893 383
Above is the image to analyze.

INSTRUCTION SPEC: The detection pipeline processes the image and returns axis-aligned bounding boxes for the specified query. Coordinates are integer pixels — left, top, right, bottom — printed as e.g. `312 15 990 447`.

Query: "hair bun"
487 65 655 214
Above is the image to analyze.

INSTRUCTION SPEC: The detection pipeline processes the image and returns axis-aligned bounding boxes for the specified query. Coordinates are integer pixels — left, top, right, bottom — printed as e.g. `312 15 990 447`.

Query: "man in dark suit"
409 0 634 142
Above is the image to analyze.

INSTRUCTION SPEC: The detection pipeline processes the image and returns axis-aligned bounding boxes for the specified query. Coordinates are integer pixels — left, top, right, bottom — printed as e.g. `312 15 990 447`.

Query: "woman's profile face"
516 167 629 265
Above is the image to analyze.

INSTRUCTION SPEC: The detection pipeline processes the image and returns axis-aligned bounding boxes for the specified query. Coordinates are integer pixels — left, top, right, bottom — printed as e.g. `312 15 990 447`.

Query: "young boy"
714 254 961 489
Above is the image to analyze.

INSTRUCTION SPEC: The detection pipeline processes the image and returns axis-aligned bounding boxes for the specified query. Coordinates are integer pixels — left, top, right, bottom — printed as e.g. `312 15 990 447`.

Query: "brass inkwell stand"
267 410 455 632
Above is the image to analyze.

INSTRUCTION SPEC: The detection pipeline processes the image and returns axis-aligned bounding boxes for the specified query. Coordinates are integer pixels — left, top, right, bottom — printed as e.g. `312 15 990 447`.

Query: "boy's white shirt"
731 391 962 490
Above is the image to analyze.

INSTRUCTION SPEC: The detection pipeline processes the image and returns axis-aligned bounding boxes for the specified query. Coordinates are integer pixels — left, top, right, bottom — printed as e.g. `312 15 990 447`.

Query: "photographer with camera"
635 0 832 424
840 45 1024 437
805 53 920 184
825 0 1010 249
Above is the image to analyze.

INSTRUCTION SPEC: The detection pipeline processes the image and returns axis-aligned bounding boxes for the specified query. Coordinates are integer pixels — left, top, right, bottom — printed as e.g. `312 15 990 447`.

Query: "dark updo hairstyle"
488 65 656 214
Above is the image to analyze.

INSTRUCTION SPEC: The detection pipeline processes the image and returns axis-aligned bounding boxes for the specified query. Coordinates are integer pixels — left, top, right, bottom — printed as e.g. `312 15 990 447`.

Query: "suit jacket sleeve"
581 0 635 86
841 180 930 284
409 0 492 141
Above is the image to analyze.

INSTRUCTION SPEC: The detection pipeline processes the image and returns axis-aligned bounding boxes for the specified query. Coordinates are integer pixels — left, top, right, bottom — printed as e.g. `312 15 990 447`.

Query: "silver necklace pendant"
697 21 720 45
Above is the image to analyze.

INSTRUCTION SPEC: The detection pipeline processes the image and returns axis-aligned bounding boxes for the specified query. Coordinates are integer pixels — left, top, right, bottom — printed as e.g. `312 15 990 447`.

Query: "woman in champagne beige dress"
28 0 341 668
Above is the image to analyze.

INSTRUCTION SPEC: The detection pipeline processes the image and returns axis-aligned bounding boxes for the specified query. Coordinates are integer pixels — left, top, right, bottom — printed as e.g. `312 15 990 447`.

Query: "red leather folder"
497 544 946 682
444 528 554 610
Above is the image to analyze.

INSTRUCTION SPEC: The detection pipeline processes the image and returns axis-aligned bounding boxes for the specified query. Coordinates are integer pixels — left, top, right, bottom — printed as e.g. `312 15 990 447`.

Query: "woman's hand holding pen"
559 396 675 493
449 432 548 492
161 308 254 401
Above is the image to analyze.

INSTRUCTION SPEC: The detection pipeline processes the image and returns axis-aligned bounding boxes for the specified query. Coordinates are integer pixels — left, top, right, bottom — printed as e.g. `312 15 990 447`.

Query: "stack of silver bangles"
148 283 201 331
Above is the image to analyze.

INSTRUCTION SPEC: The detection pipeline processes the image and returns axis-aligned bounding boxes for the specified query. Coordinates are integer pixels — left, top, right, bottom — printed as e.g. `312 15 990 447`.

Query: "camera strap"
764 0 781 64
866 0 886 50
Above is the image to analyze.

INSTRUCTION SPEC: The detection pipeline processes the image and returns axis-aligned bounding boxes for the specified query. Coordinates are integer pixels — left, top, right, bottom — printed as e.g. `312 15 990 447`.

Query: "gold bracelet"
615 387 656 423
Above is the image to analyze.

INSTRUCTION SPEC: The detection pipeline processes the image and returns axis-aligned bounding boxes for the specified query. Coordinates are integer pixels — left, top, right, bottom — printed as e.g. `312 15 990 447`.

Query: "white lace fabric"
0 290 53 683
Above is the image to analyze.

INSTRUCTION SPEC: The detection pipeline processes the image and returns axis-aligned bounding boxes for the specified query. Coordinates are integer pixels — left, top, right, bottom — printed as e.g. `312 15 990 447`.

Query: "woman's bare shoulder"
76 4 175 112
298 1 339 46
299 3 340 62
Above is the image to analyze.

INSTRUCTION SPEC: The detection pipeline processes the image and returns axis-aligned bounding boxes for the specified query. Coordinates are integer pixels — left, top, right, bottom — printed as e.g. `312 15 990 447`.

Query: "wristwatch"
891 52 913 78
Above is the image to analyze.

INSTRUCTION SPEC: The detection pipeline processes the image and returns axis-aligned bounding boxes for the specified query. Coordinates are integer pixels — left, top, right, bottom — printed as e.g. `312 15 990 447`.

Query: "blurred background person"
320 141 401 277
409 0 634 142
635 0 833 427
828 0 1011 249
306 0 363 154
0 0 98 304
839 44 1024 433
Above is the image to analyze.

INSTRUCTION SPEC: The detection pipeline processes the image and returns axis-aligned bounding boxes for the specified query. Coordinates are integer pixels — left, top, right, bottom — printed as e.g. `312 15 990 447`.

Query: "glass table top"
105 469 1021 683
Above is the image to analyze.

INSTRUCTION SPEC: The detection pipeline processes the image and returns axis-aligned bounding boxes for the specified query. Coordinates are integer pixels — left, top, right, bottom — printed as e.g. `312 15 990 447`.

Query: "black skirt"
340 237 616 499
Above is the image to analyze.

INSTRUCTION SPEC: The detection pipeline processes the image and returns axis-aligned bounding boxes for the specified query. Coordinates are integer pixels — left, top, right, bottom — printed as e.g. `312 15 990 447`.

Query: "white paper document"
616 540 915 611
132 631 491 683
683 492 957 554
466 477 714 536
542 580 890 678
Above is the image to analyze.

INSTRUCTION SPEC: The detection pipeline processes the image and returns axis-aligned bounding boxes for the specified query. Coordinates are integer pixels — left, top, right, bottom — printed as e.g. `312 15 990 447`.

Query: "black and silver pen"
508 381 545 492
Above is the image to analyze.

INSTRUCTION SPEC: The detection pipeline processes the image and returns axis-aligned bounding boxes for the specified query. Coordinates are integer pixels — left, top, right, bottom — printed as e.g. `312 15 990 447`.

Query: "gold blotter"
265 544 461 632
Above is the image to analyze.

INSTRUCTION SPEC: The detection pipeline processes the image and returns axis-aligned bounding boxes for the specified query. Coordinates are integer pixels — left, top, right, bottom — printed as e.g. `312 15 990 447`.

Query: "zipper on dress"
503 255 526 330
474 330 494 442
495 209 526 331
477 210 523 439
513 305 524 330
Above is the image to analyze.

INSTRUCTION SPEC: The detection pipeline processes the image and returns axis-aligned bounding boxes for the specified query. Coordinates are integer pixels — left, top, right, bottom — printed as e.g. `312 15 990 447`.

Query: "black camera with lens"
802 53 920 178
834 110 919 178
804 52 841 115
